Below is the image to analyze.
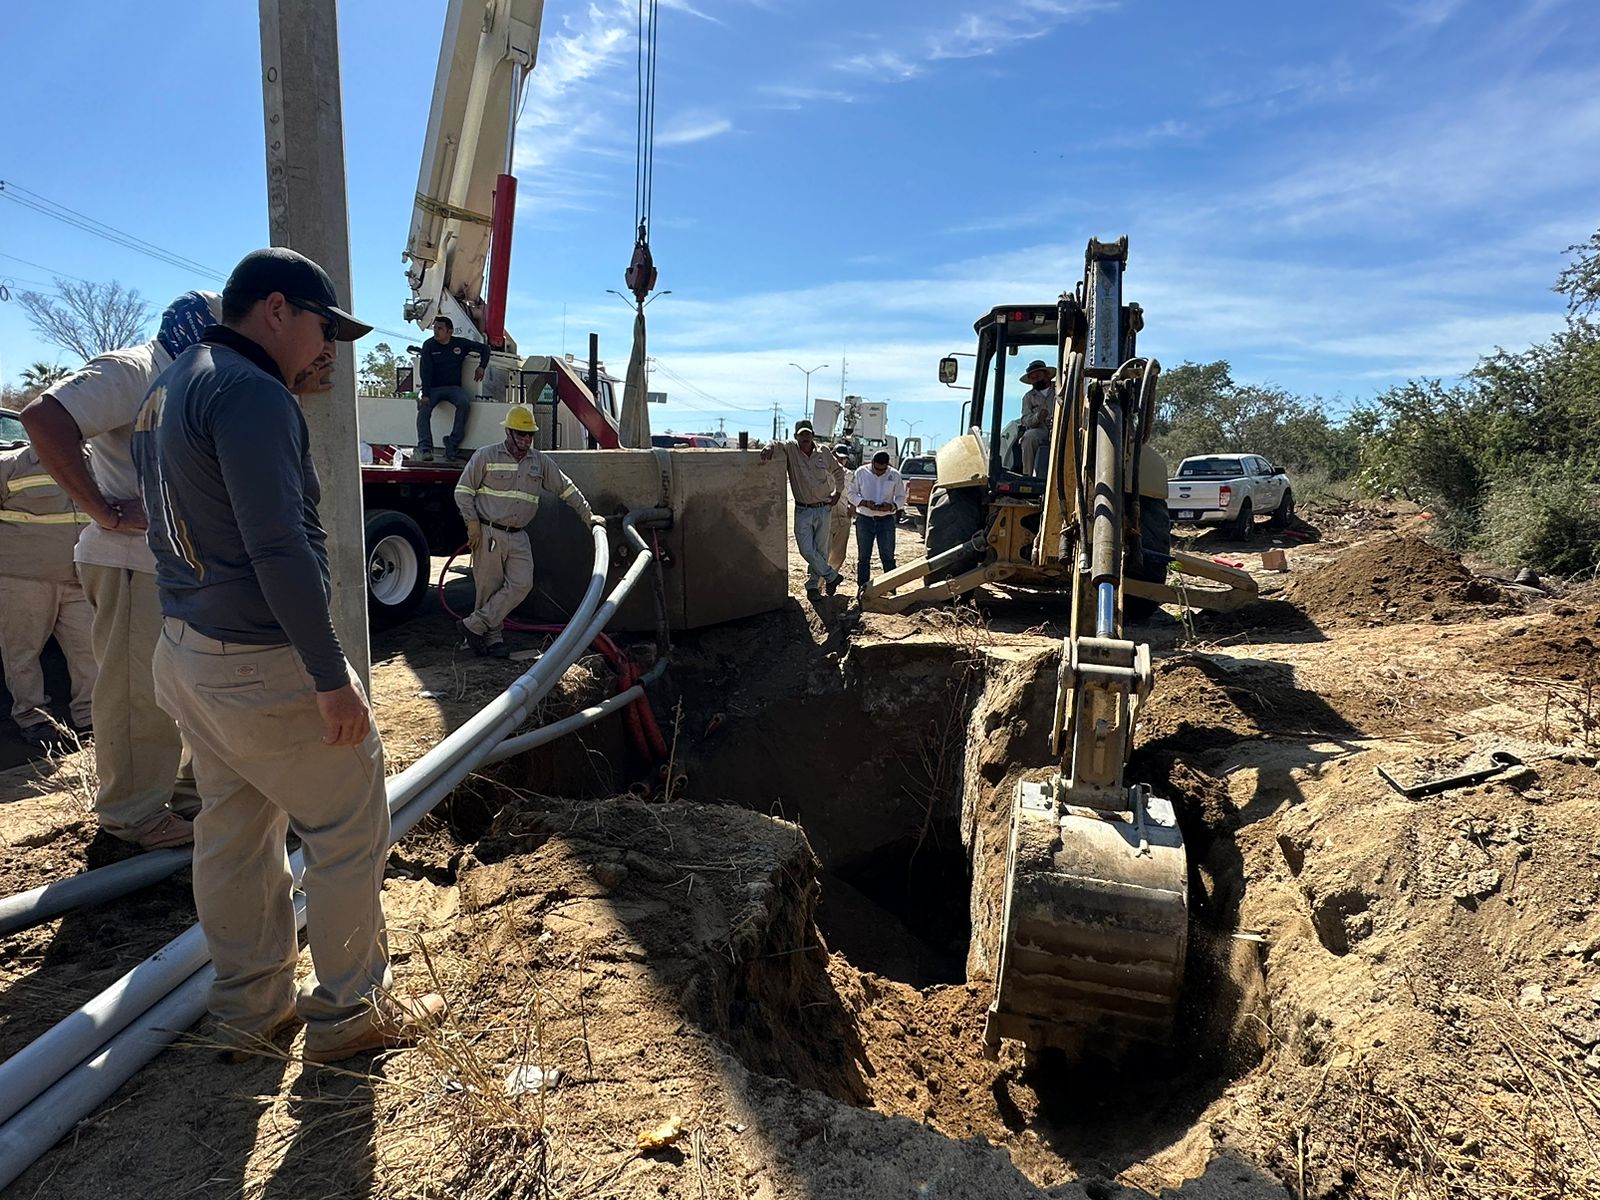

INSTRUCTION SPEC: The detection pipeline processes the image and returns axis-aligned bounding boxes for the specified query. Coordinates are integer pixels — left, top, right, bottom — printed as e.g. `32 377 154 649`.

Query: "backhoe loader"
864 239 1257 1055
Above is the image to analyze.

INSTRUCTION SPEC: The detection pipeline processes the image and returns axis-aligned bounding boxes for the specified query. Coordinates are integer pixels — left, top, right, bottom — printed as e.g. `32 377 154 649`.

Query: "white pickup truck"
1168 454 1295 538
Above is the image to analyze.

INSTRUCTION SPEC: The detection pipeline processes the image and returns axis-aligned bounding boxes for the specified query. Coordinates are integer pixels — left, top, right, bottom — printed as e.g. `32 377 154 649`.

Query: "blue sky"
3 0 1597 449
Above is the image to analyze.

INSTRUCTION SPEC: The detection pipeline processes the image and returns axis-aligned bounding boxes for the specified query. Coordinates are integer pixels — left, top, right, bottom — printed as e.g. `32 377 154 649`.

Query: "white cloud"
512 2 636 215
656 112 734 146
837 49 924 81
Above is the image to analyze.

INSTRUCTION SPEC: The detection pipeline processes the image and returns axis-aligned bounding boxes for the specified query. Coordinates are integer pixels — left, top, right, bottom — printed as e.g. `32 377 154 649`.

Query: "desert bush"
1480 459 1600 579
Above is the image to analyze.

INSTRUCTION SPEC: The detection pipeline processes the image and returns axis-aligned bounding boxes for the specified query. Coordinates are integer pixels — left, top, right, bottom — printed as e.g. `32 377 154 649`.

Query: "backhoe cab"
860 239 1256 618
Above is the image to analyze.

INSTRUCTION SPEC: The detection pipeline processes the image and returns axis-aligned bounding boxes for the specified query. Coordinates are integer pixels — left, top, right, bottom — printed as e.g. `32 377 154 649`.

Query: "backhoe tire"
925 486 985 582
1269 488 1296 529
1228 498 1254 541
1125 497 1172 625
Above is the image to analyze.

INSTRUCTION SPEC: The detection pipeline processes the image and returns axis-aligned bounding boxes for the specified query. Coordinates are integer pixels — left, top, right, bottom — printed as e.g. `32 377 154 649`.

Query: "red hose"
436 544 665 762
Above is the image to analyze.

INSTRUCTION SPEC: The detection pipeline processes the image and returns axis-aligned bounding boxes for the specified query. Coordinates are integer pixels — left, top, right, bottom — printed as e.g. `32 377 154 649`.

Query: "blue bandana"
156 291 220 362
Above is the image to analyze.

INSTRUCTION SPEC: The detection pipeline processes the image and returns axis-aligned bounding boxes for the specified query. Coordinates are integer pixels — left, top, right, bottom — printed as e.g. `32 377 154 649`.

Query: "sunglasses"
287 299 338 343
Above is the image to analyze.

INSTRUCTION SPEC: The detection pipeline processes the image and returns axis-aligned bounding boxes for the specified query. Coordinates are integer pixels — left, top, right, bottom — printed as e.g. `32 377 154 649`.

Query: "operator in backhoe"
453 405 599 658
1018 359 1056 476
415 315 489 463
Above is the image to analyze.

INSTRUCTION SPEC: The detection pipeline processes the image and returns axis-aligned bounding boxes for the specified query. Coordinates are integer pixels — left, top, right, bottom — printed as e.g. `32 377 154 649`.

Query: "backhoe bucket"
986 781 1188 1054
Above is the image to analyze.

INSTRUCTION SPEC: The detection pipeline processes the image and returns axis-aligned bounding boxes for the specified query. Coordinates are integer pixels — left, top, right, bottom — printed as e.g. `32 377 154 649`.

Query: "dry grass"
1264 996 1600 1200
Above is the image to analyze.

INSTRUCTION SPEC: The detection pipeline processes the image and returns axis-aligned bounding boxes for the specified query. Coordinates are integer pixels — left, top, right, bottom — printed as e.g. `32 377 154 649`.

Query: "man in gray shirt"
133 247 443 1063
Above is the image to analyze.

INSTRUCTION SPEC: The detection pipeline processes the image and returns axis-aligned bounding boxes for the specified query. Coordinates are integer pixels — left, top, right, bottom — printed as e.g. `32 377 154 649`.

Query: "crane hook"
625 221 657 305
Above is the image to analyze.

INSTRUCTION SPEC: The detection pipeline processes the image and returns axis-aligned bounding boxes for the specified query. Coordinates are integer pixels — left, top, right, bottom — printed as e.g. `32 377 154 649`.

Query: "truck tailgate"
1169 481 1224 517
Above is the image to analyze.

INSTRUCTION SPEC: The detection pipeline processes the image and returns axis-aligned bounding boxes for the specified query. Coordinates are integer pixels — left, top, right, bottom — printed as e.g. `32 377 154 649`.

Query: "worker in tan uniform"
0 442 96 746
826 443 853 576
453 405 599 658
759 418 848 596
21 291 220 849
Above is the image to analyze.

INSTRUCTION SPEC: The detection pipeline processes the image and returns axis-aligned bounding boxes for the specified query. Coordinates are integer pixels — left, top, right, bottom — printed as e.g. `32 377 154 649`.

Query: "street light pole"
788 361 829 424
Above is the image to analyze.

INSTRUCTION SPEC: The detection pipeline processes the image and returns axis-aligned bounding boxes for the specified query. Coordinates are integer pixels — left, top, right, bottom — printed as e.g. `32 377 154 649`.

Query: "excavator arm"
986 241 1190 1057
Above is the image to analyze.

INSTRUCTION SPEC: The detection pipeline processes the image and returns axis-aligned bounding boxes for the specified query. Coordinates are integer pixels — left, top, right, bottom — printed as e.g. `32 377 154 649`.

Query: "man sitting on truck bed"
416 315 489 463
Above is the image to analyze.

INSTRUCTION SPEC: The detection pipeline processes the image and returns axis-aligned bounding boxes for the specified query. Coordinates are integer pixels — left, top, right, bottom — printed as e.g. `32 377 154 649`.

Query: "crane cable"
626 0 660 303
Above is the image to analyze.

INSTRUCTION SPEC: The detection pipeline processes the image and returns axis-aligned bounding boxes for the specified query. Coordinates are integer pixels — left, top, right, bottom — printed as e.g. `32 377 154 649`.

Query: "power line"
0 252 94 284
0 181 225 281
650 359 767 414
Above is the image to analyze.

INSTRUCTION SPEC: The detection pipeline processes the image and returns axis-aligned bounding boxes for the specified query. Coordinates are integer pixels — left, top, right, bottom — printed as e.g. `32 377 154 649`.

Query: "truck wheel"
1269 488 1296 529
365 509 431 625
925 486 985 581
1125 497 1172 624
1228 498 1254 541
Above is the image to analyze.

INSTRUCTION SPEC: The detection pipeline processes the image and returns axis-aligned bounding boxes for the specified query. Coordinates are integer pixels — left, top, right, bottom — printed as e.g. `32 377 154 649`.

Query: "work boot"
19 724 55 749
127 811 196 851
824 572 843 597
485 641 510 660
215 1005 302 1064
303 992 447 1064
456 619 488 657
416 448 435 464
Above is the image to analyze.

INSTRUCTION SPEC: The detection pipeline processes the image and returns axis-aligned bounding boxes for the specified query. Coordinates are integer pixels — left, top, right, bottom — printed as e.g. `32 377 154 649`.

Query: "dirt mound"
1287 532 1513 625
1474 605 1600 683
1210 748 1600 1199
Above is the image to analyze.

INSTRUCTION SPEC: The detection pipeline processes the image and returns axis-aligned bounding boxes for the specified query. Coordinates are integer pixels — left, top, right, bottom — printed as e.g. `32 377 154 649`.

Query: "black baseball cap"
223 247 373 342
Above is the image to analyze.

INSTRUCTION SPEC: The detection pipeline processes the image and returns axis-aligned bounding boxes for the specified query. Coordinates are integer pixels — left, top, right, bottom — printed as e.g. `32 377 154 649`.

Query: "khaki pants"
827 505 851 573
464 528 533 642
152 619 392 1035
78 564 195 837
0 576 95 730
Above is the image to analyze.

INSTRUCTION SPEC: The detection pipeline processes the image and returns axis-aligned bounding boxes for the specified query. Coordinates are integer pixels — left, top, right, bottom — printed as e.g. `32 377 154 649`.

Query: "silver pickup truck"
1168 454 1295 538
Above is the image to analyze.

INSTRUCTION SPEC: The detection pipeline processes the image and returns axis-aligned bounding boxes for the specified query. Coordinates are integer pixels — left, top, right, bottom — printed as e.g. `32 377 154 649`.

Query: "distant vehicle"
0 408 27 447
899 453 937 513
1168 454 1294 538
651 433 725 449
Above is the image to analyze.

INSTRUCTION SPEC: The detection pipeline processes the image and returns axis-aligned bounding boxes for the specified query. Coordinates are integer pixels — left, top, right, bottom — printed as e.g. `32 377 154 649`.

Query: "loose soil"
5 507 1600 1198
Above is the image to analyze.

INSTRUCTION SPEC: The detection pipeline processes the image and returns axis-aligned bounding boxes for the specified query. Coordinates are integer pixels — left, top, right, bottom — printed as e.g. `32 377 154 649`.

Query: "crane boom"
403 0 543 346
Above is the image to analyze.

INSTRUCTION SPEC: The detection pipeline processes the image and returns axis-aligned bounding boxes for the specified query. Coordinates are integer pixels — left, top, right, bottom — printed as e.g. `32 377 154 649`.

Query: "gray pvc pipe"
0 848 190 939
0 521 624 942
0 515 668 1186
0 638 665 1194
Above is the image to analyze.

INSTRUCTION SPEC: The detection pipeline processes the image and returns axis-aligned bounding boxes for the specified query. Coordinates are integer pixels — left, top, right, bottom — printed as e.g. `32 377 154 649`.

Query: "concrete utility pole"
259 0 370 688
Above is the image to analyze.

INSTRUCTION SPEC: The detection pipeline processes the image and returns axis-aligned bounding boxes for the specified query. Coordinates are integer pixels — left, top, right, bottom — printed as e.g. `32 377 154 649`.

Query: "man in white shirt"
20 291 220 850
847 451 909 591
1018 359 1056 477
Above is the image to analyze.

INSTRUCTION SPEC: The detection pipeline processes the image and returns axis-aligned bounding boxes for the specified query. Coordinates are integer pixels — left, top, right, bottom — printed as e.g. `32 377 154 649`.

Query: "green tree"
359 342 400 395
1556 228 1600 316
20 362 71 389
1151 360 1355 477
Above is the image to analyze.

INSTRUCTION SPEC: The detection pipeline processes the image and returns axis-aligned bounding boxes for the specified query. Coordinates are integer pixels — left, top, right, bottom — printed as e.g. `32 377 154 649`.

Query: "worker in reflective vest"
452 405 599 658
0 441 96 746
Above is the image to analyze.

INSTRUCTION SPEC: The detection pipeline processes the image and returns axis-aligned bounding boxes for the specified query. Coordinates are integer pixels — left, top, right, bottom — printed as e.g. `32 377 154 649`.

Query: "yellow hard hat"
504 406 538 433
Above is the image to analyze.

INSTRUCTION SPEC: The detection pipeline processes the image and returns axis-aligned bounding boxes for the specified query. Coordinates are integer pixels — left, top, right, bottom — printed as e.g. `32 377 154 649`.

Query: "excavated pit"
429 627 1276 1193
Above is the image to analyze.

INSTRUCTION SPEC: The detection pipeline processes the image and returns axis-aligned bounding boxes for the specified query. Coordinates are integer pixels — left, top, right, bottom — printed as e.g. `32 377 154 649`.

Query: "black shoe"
485 641 510 659
416 448 435 464
824 573 842 597
456 619 488 656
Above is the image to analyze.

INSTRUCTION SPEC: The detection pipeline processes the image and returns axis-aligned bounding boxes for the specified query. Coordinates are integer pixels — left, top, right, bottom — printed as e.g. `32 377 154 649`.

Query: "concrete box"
523 448 788 632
